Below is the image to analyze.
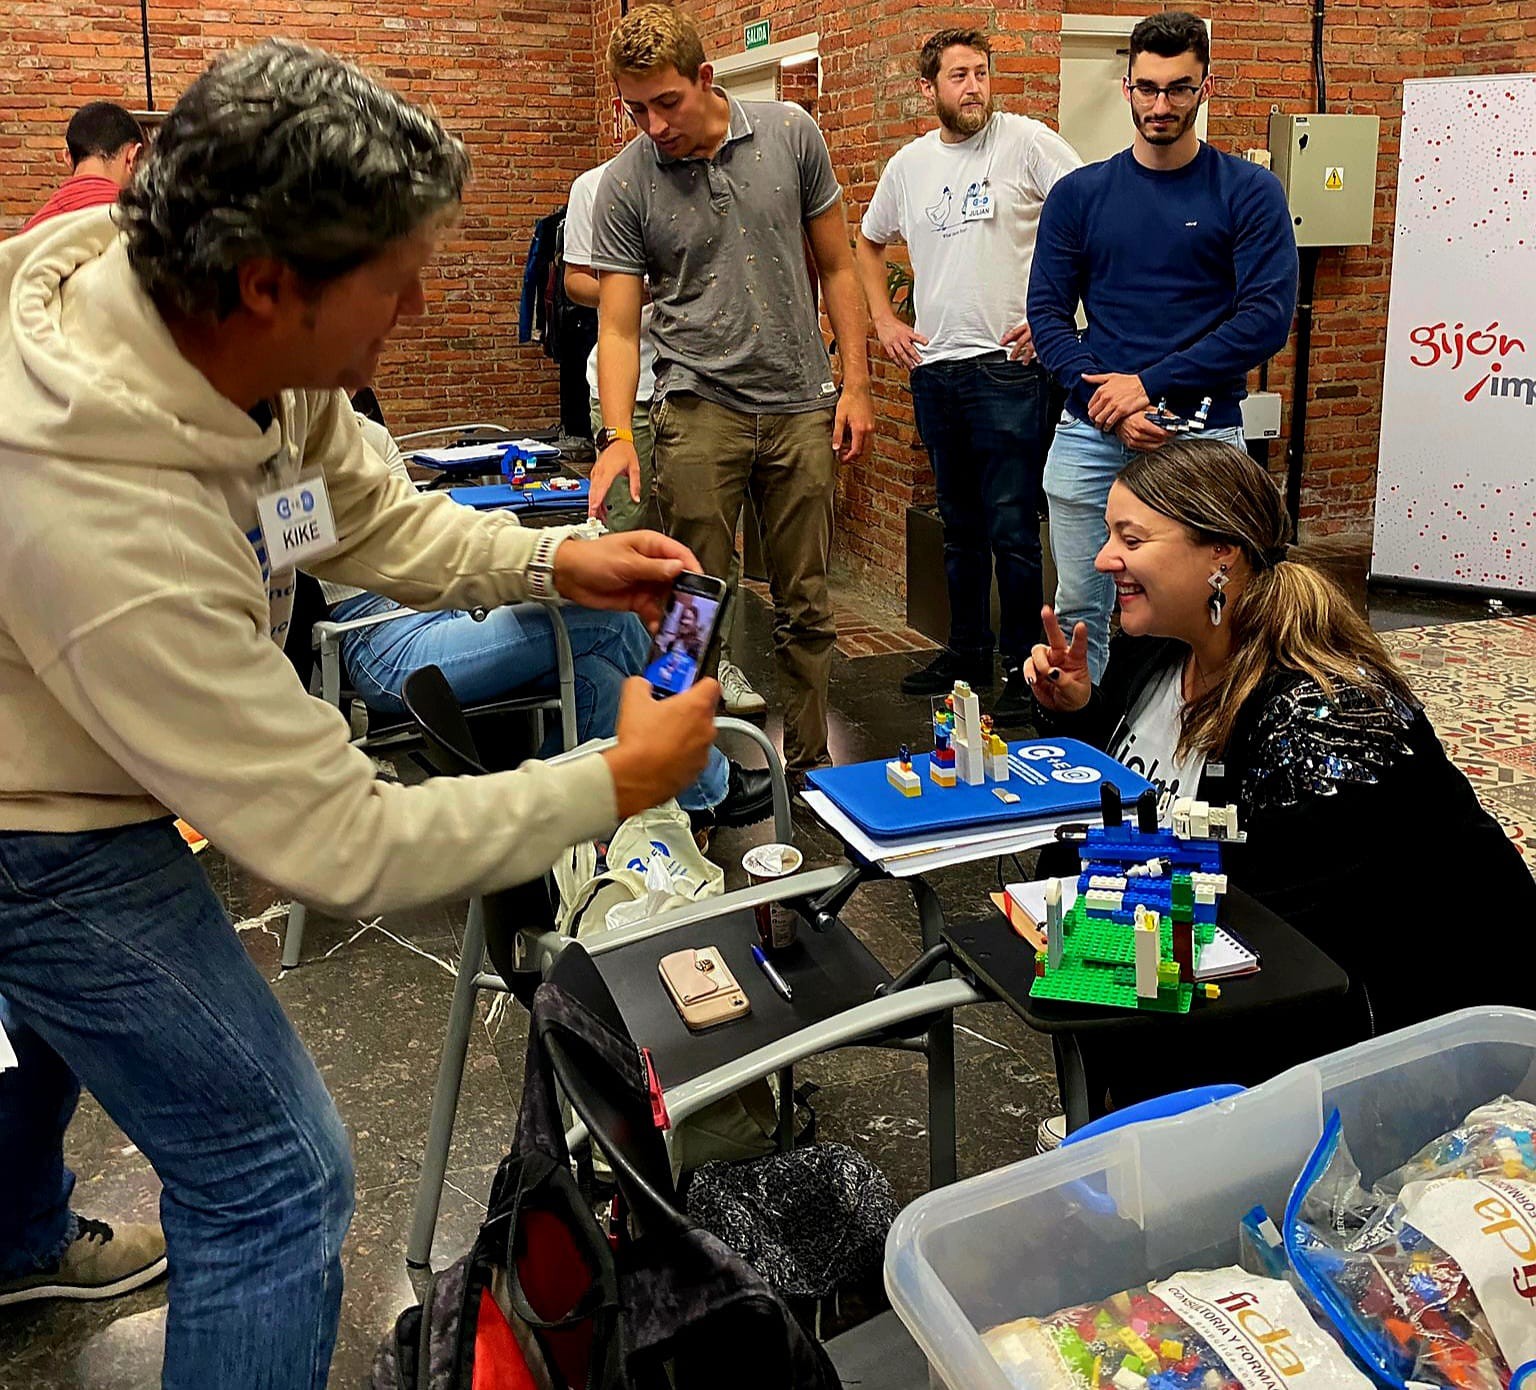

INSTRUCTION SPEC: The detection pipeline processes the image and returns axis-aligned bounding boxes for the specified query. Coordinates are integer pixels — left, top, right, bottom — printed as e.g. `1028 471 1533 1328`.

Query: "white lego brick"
1046 878 1064 970
1190 804 1210 838
1134 919 1159 999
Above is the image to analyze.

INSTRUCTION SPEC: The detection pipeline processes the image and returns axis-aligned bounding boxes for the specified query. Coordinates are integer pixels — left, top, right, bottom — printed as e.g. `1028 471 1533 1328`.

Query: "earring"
1207 564 1229 626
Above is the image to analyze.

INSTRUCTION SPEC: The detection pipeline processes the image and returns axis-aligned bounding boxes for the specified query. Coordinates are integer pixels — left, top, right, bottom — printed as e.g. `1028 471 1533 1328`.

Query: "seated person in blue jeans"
1027 437 1536 1108
323 414 771 830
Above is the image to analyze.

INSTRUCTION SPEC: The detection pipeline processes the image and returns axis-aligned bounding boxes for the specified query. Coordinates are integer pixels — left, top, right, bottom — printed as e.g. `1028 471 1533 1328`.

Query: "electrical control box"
1240 390 1283 440
1267 112 1381 247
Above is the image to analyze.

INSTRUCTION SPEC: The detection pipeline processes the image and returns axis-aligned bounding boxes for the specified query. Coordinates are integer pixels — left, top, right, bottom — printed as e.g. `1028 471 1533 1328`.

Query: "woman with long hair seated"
1028 438 1535 1094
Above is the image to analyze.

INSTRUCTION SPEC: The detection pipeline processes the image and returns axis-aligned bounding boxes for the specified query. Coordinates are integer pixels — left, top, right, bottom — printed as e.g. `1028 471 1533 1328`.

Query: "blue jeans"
1043 415 1248 681
331 594 728 812
0 820 354 1387
909 354 1051 665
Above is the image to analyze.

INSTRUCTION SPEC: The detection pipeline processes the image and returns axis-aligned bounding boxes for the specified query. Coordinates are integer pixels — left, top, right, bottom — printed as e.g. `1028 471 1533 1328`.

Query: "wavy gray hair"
120 40 469 319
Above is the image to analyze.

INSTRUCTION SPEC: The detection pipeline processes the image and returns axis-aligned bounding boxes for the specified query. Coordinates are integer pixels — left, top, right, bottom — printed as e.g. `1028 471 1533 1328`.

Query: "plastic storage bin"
885 1007 1536 1390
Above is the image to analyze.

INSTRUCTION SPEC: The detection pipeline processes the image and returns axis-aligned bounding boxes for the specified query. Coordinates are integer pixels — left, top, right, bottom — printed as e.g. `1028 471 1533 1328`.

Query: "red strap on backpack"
472 1287 541 1390
642 1047 671 1131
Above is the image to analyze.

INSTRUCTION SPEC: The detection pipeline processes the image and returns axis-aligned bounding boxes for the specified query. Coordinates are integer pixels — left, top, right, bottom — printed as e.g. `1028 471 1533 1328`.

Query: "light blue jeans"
0 820 354 1387
1043 415 1247 681
332 595 729 812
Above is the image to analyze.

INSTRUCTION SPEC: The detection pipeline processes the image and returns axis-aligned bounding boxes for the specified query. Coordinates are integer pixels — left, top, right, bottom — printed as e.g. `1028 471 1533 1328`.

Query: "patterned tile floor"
1386 613 1536 872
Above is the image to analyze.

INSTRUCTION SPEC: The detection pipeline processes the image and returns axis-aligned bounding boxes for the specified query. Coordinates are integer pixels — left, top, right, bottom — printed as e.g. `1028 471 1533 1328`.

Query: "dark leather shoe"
691 762 775 833
992 665 1038 730
899 649 994 697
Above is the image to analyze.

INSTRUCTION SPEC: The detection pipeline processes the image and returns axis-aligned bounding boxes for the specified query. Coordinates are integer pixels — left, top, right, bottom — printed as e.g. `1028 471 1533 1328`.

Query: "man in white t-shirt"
856 27 1081 725
563 157 764 717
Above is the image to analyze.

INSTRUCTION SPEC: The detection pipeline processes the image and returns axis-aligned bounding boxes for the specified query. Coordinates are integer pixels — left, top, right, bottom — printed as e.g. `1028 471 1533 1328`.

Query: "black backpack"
371 979 840 1390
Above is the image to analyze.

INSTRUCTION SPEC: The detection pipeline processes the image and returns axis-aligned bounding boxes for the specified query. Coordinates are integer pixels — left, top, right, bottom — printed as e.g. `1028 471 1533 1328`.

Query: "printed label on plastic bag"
1399 1176 1536 1371
1152 1268 1375 1390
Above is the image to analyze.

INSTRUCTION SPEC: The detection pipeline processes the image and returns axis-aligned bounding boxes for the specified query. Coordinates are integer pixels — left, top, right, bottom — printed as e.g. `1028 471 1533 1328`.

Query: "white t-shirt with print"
861 112 1081 364
564 160 658 402
1110 662 1207 814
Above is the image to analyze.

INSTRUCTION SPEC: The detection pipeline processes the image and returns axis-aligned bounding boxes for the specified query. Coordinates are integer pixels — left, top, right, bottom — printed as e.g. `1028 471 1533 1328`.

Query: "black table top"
943 886 1348 1034
593 906 896 1090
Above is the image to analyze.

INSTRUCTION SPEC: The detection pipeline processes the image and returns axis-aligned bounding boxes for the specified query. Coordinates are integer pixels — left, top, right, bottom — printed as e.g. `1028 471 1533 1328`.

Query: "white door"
718 65 778 102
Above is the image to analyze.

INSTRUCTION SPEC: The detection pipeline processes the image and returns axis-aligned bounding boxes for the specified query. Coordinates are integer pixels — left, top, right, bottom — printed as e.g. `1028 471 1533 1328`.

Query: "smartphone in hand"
643 571 730 698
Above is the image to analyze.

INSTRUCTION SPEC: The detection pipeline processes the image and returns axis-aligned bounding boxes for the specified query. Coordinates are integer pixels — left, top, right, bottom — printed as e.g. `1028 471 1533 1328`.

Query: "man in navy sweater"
1027 11 1297 680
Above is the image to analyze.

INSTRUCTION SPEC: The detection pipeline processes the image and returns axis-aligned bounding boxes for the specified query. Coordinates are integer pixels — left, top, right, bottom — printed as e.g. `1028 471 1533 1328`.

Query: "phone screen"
643 586 723 696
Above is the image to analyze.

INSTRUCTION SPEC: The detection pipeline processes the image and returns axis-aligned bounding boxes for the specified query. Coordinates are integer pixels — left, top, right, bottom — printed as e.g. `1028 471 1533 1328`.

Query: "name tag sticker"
256 473 338 571
960 179 995 222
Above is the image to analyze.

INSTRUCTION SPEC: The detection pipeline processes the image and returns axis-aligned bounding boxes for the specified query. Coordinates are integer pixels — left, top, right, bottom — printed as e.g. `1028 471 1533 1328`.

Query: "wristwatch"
594 425 634 451
526 530 565 601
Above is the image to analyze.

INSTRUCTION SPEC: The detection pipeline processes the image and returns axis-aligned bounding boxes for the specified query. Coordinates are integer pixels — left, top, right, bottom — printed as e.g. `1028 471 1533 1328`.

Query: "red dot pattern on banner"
1398 80 1536 257
1376 80 1536 590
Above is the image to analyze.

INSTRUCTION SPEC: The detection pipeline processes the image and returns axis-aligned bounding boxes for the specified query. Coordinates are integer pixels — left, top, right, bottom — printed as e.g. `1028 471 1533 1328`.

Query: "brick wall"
7 2 1530 594
0 0 599 433
581 0 1530 597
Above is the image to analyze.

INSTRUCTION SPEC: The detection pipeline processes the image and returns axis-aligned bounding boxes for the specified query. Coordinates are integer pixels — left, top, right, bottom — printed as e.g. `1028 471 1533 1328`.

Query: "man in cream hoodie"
0 42 718 1387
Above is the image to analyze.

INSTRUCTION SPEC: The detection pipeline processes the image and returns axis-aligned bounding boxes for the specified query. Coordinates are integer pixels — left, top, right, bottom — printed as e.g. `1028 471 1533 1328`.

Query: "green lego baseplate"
1028 899 1203 1014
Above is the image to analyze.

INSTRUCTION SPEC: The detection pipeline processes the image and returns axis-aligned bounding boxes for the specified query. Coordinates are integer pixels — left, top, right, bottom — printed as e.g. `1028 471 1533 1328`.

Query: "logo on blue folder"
1010 744 1103 785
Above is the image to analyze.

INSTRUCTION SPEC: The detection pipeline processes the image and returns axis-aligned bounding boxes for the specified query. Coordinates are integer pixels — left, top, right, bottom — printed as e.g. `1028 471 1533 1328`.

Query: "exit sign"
744 19 771 49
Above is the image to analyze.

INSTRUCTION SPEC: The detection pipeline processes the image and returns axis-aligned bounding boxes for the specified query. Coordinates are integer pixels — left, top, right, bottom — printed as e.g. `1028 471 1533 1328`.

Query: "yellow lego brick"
1118 1328 1158 1371
1159 1342 1184 1363
1203 983 1221 999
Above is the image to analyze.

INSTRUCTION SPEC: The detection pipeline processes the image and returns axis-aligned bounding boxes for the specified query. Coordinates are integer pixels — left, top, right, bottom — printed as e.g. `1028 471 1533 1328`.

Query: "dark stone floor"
0 569 1527 1389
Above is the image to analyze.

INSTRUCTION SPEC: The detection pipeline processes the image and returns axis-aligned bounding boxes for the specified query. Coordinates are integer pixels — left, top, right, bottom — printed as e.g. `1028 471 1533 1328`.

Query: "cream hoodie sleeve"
0 462 618 919
301 390 568 611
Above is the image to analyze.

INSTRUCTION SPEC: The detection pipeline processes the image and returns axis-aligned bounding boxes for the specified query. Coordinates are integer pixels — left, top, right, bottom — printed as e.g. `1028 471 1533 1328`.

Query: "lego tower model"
950 680 985 785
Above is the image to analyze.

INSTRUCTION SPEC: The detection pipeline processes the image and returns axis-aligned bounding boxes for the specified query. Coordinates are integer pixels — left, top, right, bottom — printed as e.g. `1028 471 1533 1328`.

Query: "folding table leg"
406 897 486 1272
281 902 307 969
928 1012 957 1188
776 1065 795 1151
1052 1031 1095 1134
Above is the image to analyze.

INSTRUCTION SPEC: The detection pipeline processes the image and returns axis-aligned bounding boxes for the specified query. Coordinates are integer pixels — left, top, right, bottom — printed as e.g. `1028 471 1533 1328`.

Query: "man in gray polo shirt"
588 3 874 783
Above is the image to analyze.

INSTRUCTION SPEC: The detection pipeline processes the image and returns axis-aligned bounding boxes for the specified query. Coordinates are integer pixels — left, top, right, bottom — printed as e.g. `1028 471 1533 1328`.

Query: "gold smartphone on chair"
658 946 751 1032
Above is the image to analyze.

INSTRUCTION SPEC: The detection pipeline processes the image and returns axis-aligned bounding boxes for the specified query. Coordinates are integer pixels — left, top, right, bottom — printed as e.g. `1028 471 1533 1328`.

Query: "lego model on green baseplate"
1029 898 1196 1013
1029 782 1244 1014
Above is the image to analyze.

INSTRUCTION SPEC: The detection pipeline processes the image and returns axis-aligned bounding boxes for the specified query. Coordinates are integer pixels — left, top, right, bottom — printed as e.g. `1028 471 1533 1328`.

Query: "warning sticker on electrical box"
1324 167 1344 190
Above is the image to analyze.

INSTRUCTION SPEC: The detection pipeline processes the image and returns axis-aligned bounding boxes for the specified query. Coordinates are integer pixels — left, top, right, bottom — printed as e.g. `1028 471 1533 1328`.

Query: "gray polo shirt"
589 96 843 415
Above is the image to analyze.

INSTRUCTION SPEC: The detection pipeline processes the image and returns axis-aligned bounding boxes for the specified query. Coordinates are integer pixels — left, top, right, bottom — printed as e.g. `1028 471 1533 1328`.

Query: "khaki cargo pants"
652 392 836 775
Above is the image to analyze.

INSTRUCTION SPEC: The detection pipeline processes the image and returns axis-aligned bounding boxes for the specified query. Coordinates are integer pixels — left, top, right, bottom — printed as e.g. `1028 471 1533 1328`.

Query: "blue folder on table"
804 738 1154 839
447 479 590 512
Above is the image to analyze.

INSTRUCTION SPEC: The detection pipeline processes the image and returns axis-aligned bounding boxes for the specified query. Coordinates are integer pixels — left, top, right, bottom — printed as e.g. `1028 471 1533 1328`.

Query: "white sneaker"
718 660 767 716
1035 1113 1068 1155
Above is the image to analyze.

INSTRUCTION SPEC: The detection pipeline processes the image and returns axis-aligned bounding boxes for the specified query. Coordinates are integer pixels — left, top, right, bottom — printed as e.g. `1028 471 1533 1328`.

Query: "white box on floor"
885 1007 1536 1390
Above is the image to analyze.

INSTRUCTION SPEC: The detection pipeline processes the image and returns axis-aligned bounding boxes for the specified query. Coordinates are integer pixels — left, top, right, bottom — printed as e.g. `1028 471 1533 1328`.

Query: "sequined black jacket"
1038 634 1536 1032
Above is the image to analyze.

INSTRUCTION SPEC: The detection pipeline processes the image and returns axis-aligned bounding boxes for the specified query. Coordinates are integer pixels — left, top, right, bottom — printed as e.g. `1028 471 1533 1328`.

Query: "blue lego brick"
1079 825 1223 875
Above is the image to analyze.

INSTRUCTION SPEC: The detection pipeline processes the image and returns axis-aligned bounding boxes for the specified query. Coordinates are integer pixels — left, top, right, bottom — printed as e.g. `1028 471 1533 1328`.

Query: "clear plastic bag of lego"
981 1267 1373 1390
1284 1096 1536 1390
